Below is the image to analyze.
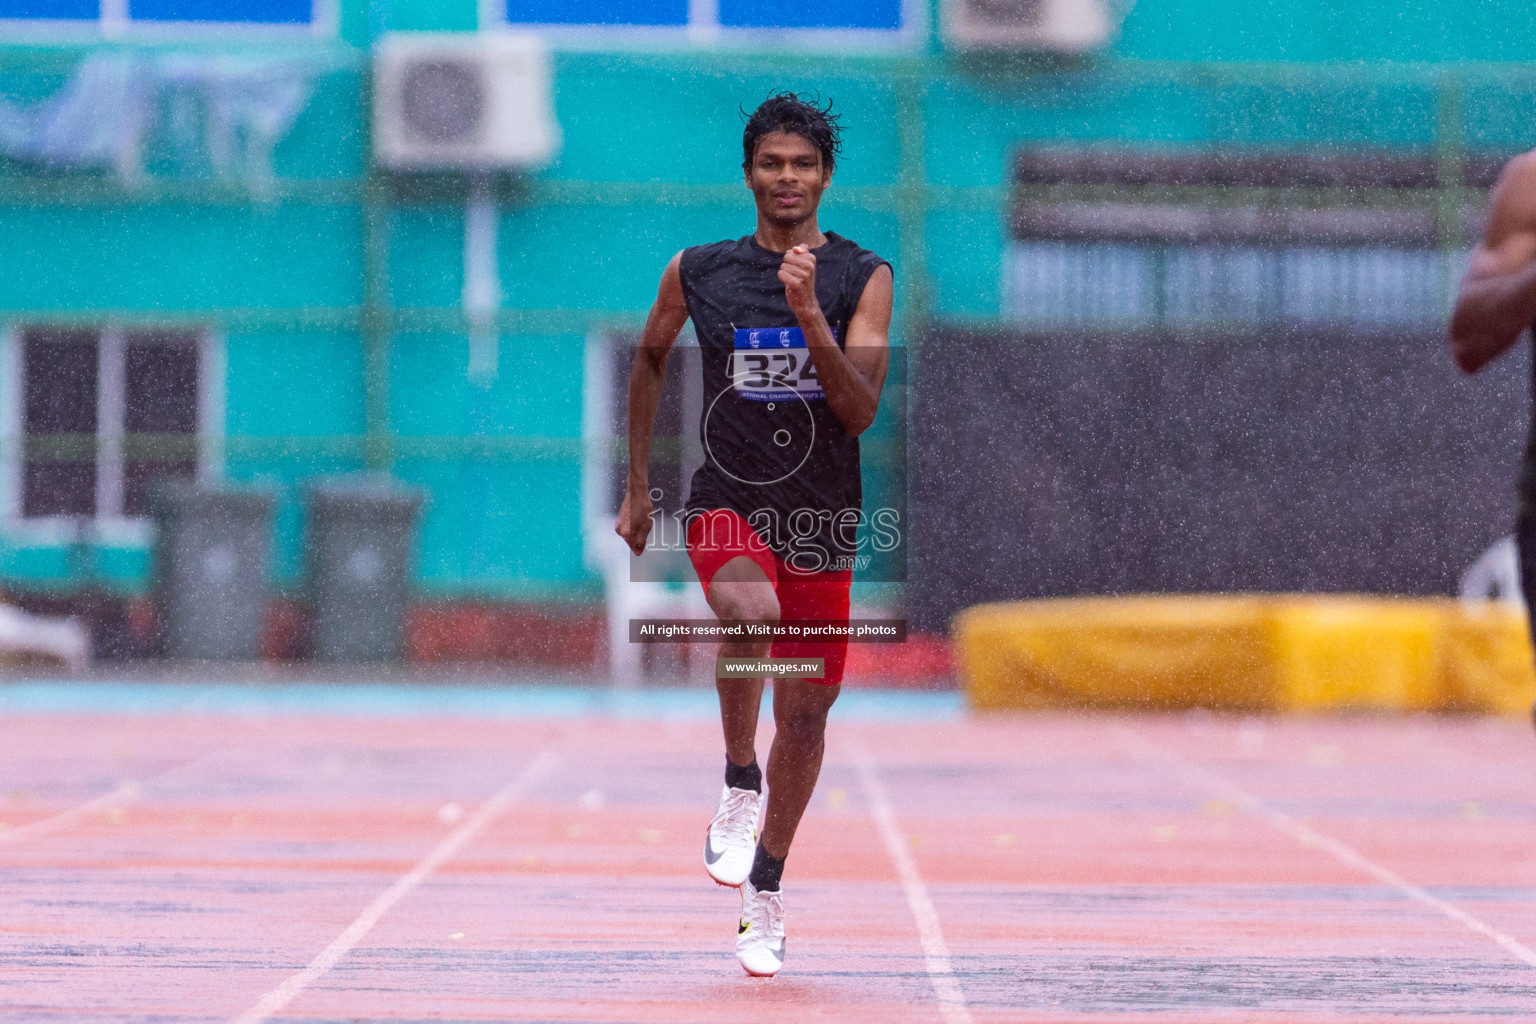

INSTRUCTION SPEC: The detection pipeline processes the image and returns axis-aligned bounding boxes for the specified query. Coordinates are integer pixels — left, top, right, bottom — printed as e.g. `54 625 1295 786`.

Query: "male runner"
615 92 893 977
1451 152 1536 644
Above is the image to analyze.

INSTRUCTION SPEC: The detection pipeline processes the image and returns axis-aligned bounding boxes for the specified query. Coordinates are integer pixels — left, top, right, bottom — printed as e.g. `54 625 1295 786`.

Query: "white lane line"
1118 725 1536 969
0 750 224 849
848 737 974 1024
0 781 141 847
229 747 562 1024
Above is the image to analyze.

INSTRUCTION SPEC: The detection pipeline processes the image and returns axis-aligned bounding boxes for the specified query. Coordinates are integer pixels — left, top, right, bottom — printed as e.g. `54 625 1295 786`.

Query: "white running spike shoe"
704 785 760 887
736 877 785 977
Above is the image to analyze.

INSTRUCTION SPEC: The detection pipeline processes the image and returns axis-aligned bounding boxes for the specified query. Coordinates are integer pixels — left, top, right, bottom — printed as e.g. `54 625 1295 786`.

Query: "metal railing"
3 53 1535 594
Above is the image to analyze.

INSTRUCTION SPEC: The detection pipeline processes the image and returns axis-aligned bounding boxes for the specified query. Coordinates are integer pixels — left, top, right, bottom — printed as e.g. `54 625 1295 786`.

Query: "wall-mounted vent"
374 33 560 171
944 0 1118 52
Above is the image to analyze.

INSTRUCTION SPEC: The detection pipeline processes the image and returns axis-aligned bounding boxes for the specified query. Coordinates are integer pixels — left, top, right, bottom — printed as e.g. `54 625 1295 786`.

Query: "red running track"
2 707 1536 1022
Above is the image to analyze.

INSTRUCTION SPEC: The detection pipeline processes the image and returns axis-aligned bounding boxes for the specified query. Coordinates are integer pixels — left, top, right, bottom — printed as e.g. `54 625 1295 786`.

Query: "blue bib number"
730 327 825 402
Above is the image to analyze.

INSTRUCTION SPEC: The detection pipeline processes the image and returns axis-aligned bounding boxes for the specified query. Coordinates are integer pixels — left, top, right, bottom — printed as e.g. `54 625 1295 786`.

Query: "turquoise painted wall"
2 0 1535 598
1118 1 1536 63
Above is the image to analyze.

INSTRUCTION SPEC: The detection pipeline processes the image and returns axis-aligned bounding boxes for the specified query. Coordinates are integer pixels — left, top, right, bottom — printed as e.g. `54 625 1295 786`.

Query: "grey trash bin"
151 482 276 661
305 477 426 663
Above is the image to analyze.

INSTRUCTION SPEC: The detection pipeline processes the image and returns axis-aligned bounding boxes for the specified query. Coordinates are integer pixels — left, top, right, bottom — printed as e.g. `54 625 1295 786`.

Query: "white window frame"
1002 240 1463 329
0 323 225 546
0 0 336 39
487 0 924 50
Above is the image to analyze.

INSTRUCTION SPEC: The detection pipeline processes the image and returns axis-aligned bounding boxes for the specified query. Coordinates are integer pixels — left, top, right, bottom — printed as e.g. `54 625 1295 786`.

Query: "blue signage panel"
505 0 688 26
0 0 98 18
129 0 311 21
719 0 902 30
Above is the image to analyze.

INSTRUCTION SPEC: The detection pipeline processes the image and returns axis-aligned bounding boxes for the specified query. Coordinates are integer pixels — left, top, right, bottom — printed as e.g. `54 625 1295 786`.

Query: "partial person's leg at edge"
1516 505 1536 729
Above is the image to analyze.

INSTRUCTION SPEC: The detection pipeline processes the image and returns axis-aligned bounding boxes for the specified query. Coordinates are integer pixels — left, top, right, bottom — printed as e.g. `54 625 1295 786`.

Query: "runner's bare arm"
1450 153 1536 373
616 252 689 555
779 248 892 435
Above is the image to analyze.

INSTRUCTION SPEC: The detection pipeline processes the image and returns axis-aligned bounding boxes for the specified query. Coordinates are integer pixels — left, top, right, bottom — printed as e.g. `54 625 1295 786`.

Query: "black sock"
749 844 785 892
725 755 762 793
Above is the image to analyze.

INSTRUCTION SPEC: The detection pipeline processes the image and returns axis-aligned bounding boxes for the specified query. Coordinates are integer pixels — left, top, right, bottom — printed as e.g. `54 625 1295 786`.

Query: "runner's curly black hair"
741 92 843 174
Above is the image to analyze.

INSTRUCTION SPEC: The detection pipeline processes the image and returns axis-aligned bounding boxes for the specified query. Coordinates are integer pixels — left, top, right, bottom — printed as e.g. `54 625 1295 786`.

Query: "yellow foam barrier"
1440 603 1536 715
954 595 1536 715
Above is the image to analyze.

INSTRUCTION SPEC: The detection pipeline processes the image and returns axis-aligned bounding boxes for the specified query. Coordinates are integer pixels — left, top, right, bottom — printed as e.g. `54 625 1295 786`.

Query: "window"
22 330 97 518
9 326 215 527
0 0 328 30
1006 242 1459 327
501 0 909 36
1006 146 1495 329
604 335 701 520
122 331 201 516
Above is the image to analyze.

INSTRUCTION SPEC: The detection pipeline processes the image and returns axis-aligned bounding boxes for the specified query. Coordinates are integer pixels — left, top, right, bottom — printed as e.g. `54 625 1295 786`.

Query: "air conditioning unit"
374 32 560 171
944 0 1119 52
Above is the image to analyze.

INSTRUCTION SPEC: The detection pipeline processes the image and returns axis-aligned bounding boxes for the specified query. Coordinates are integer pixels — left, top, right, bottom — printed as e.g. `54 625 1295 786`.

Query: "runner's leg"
759 677 840 859
757 569 850 861
692 522 780 888
706 555 780 767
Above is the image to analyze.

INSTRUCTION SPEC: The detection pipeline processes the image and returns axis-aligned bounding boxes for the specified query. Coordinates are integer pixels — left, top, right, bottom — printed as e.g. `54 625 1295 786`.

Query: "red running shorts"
685 508 853 686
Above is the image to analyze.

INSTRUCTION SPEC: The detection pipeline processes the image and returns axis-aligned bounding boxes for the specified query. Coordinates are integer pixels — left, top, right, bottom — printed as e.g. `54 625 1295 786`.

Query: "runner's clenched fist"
778 244 818 318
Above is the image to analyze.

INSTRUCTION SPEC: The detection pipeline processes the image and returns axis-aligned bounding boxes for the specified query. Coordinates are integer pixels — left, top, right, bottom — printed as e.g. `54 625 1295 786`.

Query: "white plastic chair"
1459 534 1525 606
0 604 90 673
589 516 712 688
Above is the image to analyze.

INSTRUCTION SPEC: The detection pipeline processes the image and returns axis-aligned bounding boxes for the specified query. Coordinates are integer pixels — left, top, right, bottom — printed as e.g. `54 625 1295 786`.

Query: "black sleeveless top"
679 232 890 573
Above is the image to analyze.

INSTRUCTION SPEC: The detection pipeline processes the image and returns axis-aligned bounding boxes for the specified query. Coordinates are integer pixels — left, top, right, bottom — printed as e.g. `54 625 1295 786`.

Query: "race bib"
730 326 826 402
